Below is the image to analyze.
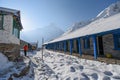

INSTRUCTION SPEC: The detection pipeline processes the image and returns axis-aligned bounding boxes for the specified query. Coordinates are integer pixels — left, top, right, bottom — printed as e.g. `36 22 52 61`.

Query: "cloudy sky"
0 0 119 32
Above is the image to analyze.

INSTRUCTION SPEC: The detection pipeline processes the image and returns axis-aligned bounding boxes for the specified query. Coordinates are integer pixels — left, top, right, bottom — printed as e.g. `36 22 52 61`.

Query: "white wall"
0 15 20 44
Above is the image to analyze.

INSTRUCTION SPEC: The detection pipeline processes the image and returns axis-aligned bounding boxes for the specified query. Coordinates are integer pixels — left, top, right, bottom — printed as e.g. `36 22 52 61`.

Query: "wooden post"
78 38 82 56
92 35 98 59
64 41 66 53
70 39 73 55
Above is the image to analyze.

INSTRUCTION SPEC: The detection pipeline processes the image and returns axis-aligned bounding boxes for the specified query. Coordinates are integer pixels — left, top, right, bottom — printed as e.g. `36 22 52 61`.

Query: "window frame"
113 34 120 50
0 14 4 30
12 17 20 38
83 38 90 49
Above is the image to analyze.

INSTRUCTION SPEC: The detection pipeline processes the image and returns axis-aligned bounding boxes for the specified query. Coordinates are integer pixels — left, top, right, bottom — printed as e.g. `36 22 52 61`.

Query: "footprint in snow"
60 64 64 66
53 64 57 69
66 77 71 80
74 61 79 64
91 73 98 80
113 76 120 79
74 77 79 80
81 73 90 80
103 76 111 80
70 66 76 72
104 71 113 76
57 54 64 57
79 65 84 70
60 59 64 61
67 61 72 65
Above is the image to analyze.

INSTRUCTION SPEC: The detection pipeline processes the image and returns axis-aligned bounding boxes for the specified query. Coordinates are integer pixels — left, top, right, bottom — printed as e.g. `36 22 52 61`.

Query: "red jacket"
24 45 28 51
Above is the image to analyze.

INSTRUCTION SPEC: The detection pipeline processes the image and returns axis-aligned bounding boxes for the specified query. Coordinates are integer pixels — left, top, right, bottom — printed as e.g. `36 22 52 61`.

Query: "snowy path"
2 50 119 80
32 50 120 80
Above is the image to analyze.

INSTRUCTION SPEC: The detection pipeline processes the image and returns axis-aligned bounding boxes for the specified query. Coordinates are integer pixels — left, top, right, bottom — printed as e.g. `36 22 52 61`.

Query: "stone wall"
103 34 120 58
3 15 13 34
0 43 20 61
70 34 120 58
67 38 94 55
73 39 78 53
0 15 20 61
0 15 20 44
58 34 120 58
81 38 94 55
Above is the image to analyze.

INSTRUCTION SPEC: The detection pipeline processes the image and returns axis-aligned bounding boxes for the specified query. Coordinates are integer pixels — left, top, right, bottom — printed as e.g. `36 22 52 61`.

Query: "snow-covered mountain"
96 1 120 19
63 1 120 35
62 20 91 35
20 24 64 47
21 1 120 46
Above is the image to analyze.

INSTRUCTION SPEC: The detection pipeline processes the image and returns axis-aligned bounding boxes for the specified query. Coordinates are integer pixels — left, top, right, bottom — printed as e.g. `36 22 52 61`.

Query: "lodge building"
0 7 23 61
44 13 120 59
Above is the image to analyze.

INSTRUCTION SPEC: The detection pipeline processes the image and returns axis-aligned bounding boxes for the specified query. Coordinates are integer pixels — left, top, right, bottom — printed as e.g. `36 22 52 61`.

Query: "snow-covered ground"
0 52 33 80
0 50 120 80
32 50 120 80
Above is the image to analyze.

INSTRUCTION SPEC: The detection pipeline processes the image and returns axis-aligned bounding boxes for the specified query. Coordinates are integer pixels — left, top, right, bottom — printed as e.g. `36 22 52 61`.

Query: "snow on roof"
0 7 23 29
0 7 20 16
46 13 120 44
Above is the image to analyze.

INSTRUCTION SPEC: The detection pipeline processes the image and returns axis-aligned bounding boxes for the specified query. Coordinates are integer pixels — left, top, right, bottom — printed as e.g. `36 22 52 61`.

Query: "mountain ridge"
63 1 120 35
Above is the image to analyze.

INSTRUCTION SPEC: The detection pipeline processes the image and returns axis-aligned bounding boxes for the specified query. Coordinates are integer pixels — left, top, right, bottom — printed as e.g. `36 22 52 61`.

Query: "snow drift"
0 52 13 72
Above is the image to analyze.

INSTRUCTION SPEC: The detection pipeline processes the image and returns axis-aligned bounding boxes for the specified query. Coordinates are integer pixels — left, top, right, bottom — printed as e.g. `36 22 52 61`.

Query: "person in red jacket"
23 45 28 56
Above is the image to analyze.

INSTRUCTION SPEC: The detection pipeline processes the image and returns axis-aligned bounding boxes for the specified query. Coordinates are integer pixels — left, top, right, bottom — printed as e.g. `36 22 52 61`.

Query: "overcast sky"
0 0 119 31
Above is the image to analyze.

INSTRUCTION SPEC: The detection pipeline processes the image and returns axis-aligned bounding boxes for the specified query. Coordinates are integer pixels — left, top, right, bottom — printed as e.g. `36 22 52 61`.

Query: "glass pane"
13 28 19 38
0 16 2 29
84 38 90 49
87 38 90 48
118 37 120 48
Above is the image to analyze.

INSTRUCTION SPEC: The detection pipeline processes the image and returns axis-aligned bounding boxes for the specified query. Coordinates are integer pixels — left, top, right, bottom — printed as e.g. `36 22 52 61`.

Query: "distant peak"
96 1 120 19
63 1 120 36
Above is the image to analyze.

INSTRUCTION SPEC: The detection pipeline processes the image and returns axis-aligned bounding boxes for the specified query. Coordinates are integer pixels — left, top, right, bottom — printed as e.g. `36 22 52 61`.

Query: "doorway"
98 36 104 55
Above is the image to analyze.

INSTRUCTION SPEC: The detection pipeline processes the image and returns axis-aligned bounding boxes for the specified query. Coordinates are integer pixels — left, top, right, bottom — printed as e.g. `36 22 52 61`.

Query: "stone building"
20 40 38 51
20 40 29 50
45 13 120 59
0 7 23 61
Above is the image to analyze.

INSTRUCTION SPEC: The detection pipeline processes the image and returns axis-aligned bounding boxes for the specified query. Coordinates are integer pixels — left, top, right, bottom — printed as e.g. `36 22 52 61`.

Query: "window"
0 15 3 29
83 38 90 49
13 28 19 38
13 18 20 38
114 34 120 49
